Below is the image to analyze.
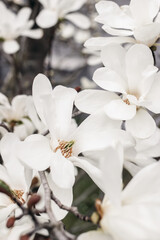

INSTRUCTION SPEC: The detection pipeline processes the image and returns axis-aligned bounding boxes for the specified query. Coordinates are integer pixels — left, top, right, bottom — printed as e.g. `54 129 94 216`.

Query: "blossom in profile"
36 0 90 29
76 44 160 138
78 147 160 240
85 0 160 50
0 2 43 54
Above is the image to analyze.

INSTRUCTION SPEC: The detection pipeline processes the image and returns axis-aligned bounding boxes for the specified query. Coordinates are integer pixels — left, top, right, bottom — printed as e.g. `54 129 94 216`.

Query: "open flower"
76 44 160 138
0 94 38 140
78 147 160 240
13 74 132 193
0 2 43 54
36 0 90 29
85 0 160 50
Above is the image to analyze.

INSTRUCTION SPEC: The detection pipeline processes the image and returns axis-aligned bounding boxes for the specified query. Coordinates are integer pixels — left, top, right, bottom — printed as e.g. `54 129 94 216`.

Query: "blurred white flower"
80 77 97 89
0 2 43 54
76 44 160 138
36 0 91 29
85 0 160 50
0 94 37 140
78 147 160 240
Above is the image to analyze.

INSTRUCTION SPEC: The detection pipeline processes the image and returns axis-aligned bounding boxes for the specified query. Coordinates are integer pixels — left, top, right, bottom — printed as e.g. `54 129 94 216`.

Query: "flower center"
123 98 130 105
55 140 74 158
13 190 25 204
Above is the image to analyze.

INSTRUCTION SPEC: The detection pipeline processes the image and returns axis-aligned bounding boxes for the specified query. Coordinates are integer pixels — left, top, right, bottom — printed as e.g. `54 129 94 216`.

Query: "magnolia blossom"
13 74 134 193
0 94 38 140
78 147 160 240
76 44 160 138
85 0 160 50
0 2 43 54
36 0 90 29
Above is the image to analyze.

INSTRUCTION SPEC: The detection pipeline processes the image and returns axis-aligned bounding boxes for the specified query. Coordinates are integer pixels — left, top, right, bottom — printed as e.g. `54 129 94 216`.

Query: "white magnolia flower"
78 147 160 240
0 94 37 140
0 2 43 54
85 0 160 50
80 77 97 90
36 0 90 29
13 74 130 192
76 44 160 138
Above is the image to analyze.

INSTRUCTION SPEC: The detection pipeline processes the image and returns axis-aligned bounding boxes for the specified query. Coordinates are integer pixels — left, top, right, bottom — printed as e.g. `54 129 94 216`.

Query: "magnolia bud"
27 194 41 209
6 217 15 228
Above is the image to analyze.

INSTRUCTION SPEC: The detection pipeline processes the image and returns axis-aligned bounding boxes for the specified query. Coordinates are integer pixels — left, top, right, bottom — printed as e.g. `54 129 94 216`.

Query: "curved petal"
16 7 31 23
130 0 159 25
2 40 20 54
65 13 90 29
95 1 134 29
104 99 136 120
21 29 43 39
122 161 160 204
93 68 126 94
75 89 118 114
126 108 156 139
134 23 160 47
84 37 135 51
36 9 58 28
50 151 75 189
125 44 154 95
17 134 52 171
32 73 52 125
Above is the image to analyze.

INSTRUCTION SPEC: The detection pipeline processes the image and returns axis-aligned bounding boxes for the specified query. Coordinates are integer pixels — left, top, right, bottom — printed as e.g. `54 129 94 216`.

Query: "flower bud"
6 217 15 228
27 194 41 209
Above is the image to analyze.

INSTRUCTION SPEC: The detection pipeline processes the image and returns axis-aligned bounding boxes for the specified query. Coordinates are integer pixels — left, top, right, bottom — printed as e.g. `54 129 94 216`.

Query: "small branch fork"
39 171 76 240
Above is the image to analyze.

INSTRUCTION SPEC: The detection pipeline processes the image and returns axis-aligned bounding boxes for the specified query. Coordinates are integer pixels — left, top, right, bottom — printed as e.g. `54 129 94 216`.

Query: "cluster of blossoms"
0 0 160 239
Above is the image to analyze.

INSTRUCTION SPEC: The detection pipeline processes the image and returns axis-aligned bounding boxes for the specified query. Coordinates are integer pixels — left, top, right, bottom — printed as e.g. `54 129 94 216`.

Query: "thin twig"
51 192 91 222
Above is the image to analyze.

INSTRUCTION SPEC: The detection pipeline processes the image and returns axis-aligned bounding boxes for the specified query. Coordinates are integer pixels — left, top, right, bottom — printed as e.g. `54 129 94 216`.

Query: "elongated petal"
122 162 160 204
84 37 135 51
50 151 75 189
21 29 43 39
36 9 58 28
17 134 52 171
105 99 136 120
32 73 52 125
125 44 154 96
65 13 90 29
126 108 156 139
75 89 118 114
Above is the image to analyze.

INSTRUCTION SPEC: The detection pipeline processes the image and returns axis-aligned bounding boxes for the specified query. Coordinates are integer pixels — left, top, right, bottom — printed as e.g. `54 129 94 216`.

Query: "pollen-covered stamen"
123 98 130 105
55 140 75 158
13 190 25 204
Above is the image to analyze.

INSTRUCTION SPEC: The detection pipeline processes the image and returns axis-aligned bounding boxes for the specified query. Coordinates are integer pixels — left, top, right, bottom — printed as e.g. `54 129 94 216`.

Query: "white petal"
125 44 154 95
17 134 52 171
21 29 43 39
134 23 160 47
93 68 126 94
65 13 90 29
2 40 20 54
78 230 109 240
50 151 75 189
32 73 52 125
70 156 103 191
130 0 159 25
36 9 58 28
126 108 156 138
105 99 136 120
101 146 123 206
17 7 31 23
122 161 160 204
75 89 118 114
84 37 135 51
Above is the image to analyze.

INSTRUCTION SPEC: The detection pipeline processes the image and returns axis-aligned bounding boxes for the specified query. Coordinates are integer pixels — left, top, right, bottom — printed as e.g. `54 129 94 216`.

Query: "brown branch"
51 192 91 222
